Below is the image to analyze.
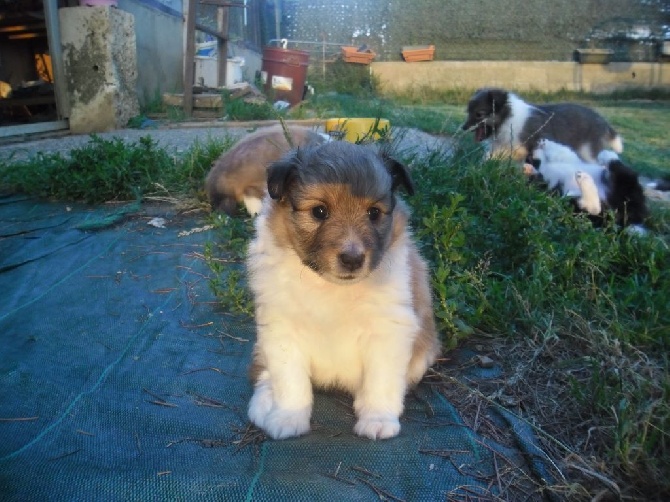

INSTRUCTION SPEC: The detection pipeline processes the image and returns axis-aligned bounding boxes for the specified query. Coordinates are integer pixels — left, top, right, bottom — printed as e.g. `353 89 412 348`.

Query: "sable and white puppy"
205 125 328 215
246 141 440 440
462 88 623 162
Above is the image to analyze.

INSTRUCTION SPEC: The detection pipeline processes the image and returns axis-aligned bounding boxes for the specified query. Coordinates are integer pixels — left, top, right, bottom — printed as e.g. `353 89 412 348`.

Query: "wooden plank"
0 120 68 138
199 0 246 7
163 93 223 109
43 0 69 119
217 7 229 87
0 96 56 109
194 22 228 41
183 0 197 117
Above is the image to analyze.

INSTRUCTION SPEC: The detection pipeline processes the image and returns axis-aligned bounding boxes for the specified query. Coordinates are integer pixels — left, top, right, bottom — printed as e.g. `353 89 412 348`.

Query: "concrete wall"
372 61 670 95
117 0 184 106
60 7 140 134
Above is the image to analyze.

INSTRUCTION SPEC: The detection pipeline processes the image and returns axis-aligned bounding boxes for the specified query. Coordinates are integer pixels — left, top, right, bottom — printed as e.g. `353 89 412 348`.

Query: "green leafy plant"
223 93 280 121
163 135 233 199
308 58 380 97
202 213 254 317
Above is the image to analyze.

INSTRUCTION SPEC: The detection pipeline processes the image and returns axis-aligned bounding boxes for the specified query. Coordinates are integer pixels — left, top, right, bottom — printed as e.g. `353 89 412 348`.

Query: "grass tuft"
203 213 254 316
0 134 234 204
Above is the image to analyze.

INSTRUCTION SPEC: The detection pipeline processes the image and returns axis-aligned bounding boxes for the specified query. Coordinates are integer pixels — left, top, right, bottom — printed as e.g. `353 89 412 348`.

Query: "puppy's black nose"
338 251 365 272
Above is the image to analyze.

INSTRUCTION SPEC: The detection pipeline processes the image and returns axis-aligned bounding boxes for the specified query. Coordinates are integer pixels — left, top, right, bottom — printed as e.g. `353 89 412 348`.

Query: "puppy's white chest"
249 226 418 391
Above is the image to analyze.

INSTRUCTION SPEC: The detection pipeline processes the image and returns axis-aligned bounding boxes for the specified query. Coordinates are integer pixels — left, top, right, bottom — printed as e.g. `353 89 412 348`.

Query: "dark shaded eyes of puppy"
367 207 382 222
311 205 329 220
475 110 487 120
309 205 383 222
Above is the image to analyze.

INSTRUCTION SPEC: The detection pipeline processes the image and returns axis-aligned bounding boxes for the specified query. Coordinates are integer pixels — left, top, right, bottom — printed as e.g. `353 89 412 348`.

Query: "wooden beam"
199 1 246 7
183 0 197 117
0 23 45 33
0 96 55 109
217 7 229 87
8 33 45 40
194 21 227 41
164 92 223 109
43 0 69 119
274 0 280 40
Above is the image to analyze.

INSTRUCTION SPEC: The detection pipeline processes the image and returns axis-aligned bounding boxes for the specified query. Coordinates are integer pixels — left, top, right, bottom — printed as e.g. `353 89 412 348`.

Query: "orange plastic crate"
401 45 435 62
341 46 376 65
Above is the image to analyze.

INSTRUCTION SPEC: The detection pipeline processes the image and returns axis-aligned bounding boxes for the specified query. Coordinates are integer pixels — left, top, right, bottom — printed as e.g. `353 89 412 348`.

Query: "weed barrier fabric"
0 197 553 501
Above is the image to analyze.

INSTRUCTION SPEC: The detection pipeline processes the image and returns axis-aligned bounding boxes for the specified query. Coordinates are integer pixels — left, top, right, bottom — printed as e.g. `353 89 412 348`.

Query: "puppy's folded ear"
382 154 414 195
267 149 302 200
488 88 508 109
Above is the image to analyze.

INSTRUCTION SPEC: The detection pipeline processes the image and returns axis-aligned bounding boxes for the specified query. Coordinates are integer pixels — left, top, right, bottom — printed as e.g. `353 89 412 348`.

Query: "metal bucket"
260 46 310 106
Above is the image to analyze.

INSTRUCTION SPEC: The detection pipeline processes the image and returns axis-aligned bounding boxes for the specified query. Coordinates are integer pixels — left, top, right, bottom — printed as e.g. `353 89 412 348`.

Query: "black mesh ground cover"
0 196 556 501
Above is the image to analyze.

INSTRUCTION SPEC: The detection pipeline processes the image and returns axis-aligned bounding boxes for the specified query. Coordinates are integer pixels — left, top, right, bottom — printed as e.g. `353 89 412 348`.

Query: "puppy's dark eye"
367 207 382 222
475 111 486 120
311 205 329 220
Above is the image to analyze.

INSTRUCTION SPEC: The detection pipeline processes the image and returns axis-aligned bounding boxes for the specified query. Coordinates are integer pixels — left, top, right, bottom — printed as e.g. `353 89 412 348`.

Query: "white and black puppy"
205 125 328 216
530 139 609 200
246 141 440 440
462 88 623 163
529 140 648 230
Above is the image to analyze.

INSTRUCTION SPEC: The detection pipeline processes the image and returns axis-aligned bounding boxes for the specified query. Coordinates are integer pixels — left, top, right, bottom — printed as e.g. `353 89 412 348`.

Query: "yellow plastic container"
324 118 390 143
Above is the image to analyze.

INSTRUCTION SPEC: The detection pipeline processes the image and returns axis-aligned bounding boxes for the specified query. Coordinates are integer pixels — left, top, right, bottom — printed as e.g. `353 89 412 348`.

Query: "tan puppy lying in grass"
205 124 328 215
246 141 440 440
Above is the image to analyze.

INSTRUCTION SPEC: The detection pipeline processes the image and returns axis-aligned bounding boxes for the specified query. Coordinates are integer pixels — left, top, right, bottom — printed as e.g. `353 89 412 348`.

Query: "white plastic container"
194 56 245 88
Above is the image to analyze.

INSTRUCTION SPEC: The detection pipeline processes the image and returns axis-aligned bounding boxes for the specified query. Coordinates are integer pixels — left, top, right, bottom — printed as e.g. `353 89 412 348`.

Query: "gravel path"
0 123 255 161
0 120 451 163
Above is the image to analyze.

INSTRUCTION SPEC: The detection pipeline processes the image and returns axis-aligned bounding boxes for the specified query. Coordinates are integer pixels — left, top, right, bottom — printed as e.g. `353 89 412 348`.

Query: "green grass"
0 134 234 204
599 103 670 178
294 93 457 135
202 213 255 316
381 85 670 177
223 93 282 121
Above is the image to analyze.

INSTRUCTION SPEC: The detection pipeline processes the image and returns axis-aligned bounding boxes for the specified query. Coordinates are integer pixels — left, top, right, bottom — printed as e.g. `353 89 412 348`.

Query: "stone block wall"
371 61 670 95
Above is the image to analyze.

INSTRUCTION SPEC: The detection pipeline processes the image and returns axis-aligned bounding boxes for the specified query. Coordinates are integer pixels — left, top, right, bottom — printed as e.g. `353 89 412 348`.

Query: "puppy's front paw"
262 407 311 440
248 382 274 428
248 383 311 439
354 413 400 440
522 163 537 176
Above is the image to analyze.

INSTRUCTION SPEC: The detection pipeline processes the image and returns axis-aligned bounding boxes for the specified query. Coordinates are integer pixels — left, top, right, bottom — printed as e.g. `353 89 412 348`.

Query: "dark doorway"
0 0 69 138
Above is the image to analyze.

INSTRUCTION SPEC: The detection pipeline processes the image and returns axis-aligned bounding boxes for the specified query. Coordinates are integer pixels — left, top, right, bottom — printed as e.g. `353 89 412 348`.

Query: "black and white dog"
462 88 623 163
528 140 648 232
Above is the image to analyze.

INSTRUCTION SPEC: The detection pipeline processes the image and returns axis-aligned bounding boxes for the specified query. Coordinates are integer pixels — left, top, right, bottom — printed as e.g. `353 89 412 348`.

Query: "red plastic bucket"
261 46 310 106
